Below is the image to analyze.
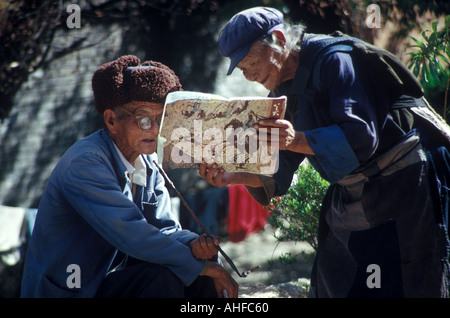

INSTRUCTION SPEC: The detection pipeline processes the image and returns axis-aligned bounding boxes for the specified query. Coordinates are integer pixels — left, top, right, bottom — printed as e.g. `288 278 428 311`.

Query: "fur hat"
92 55 182 114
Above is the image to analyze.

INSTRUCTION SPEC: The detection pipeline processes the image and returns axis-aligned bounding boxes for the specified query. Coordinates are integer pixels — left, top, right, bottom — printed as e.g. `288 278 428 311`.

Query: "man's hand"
190 234 219 260
198 162 234 188
254 119 314 155
204 261 239 298
198 162 263 188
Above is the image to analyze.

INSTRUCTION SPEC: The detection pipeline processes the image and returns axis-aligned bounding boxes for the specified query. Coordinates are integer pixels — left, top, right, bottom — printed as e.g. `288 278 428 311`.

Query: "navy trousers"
96 257 218 298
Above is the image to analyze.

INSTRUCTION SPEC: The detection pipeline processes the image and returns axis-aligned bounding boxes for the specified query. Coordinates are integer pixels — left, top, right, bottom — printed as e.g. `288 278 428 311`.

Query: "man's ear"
103 109 118 133
272 30 286 46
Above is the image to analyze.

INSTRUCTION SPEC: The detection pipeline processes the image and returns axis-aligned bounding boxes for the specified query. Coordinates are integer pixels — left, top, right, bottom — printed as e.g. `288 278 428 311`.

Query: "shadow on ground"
219 225 314 298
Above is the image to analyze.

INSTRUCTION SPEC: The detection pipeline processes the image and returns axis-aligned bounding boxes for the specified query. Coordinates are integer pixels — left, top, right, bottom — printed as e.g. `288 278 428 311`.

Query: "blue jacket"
21 129 205 297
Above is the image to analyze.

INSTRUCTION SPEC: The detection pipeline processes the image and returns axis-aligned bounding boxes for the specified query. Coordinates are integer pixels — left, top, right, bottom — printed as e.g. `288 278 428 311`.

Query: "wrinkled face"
237 41 284 91
106 101 164 163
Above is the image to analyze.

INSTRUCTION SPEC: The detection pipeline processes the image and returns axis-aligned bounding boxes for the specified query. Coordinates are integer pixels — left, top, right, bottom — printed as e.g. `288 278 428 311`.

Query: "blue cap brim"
225 23 284 76
226 44 252 76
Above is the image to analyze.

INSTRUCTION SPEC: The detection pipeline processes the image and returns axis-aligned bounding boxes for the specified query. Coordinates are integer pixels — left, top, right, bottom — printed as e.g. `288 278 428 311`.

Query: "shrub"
267 161 329 252
408 15 450 121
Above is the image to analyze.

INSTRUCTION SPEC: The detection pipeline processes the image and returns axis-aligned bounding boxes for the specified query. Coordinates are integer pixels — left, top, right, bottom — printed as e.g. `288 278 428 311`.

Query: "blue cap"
218 7 284 75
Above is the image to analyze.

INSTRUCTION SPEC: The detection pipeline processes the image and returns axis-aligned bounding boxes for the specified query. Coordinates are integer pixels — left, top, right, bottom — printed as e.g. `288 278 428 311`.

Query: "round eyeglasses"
116 106 161 130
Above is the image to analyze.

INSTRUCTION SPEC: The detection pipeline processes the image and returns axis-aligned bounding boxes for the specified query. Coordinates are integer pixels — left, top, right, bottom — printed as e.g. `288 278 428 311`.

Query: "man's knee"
97 260 185 298
137 263 185 298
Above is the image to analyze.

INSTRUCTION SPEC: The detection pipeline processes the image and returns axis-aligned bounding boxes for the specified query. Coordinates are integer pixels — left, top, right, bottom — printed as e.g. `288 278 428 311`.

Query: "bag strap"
290 32 424 101
289 33 365 96
286 32 450 150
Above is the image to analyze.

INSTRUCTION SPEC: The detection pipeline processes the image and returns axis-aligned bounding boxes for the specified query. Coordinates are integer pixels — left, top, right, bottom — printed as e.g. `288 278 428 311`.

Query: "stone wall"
0 23 125 208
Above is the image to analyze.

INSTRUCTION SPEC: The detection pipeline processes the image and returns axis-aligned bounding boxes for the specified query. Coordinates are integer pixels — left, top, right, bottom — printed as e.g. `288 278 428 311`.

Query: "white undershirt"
113 143 147 188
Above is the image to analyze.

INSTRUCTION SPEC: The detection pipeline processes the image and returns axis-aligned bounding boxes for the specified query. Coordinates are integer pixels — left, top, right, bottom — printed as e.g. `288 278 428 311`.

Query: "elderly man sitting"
20 55 238 298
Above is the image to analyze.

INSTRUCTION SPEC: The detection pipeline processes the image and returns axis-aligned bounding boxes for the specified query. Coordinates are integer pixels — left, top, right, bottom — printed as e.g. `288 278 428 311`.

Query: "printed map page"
159 91 286 176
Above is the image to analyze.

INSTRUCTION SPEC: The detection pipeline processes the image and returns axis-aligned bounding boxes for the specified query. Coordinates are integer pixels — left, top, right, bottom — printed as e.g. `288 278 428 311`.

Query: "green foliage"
408 16 450 120
268 162 329 252
278 252 297 265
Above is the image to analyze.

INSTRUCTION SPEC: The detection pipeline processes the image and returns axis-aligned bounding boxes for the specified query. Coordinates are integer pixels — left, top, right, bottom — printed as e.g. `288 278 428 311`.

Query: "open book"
158 91 286 176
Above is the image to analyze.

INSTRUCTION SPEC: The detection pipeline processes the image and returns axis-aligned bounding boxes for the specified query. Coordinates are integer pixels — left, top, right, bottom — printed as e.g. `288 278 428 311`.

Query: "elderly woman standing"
199 7 449 297
21 56 238 298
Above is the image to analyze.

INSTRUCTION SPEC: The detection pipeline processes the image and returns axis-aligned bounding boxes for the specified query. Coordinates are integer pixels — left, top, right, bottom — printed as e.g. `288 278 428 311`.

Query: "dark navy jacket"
266 34 449 297
270 33 392 194
21 129 204 297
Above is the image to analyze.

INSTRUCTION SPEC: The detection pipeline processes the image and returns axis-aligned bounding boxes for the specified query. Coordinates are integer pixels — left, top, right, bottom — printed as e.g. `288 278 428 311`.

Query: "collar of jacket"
98 129 154 191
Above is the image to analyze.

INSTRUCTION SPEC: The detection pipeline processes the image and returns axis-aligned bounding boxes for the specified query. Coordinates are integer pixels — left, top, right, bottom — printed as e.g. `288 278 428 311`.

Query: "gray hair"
259 20 305 58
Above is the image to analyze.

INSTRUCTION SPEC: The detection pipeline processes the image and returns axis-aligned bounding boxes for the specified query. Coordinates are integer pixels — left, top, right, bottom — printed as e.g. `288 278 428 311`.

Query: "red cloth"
227 184 270 242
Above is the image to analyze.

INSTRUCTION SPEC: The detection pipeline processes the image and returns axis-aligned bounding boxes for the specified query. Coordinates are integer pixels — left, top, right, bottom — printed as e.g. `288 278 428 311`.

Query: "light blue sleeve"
305 124 360 184
61 152 205 285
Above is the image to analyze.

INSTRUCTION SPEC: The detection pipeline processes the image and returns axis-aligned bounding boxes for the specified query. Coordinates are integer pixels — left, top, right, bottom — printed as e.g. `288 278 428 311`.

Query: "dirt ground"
219 225 314 298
